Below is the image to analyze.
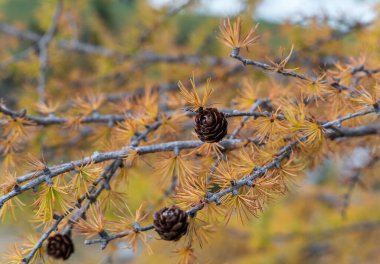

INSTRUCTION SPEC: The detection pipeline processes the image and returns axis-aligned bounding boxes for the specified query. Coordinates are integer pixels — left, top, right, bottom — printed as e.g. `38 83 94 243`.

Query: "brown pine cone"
194 107 228 143
47 233 74 260
153 205 188 241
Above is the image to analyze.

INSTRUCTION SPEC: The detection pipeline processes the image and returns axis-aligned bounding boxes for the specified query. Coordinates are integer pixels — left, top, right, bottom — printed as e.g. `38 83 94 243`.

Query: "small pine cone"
194 107 228 143
47 233 74 260
153 205 188 241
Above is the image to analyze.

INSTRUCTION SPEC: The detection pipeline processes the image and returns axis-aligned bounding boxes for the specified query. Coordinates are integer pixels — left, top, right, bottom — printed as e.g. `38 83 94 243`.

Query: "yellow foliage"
1 2 380 263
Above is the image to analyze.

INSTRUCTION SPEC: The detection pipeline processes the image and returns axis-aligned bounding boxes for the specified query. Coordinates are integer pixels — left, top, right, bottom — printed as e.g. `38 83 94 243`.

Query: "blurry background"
0 0 380 263
152 0 378 23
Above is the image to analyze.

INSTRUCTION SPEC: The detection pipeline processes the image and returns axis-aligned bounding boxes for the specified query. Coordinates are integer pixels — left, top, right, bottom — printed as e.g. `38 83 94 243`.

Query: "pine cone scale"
171 222 185 231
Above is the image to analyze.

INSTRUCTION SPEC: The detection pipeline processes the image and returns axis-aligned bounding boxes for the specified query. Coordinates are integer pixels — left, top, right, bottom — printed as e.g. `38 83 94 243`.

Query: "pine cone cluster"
153 205 189 241
47 233 74 260
195 107 228 143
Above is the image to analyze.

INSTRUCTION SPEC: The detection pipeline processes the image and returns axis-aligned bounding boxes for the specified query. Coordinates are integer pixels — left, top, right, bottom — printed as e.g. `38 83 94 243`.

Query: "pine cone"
153 205 188 241
47 233 74 260
195 107 228 143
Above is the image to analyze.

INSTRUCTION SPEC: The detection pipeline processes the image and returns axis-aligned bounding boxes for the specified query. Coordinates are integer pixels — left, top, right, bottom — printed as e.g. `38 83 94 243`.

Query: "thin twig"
36 0 63 104
341 156 380 219
230 48 350 92
0 103 279 127
228 99 270 139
